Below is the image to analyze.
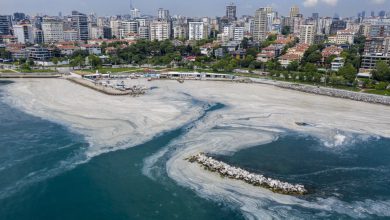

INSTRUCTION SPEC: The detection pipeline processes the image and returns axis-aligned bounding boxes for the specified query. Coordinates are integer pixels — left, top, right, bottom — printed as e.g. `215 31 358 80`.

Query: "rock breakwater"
187 153 308 195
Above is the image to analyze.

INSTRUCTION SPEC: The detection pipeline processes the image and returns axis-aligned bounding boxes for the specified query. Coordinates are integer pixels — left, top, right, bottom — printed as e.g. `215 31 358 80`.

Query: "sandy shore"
2 78 390 219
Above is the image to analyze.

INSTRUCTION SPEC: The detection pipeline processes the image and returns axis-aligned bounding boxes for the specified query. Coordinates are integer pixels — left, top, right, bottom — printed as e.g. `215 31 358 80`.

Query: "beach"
2 78 390 219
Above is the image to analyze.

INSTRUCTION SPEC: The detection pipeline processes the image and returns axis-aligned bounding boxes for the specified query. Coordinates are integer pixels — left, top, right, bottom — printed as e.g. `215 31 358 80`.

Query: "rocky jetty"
276 83 390 105
187 153 308 195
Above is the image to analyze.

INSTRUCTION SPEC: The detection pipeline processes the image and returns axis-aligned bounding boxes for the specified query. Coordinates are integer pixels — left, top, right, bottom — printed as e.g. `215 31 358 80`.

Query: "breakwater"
67 78 146 96
187 153 307 195
275 83 390 106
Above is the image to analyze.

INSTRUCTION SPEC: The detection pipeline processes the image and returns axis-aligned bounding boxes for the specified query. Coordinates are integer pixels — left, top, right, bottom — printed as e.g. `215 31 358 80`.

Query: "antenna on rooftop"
130 0 134 10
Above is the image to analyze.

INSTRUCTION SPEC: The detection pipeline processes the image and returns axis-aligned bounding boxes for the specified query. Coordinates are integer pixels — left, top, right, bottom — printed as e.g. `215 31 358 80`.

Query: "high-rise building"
379 11 386 18
173 23 188 39
290 5 300 18
13 23 34 44
189 22 208 40
110 20 121 38
129 0 141 19
226 3 237 21
42 18 64 43
32 16 43 30
64 30 79 41
233 26 244 41
0 15 12 36
299 25 315 45
266 9 275 32
138 26 149 40
158 8 170 20
120 21 139 39
253 8 268 42
13 12 26 22
312 13 319 20
362 11 366 19
130 8 141 19
72 11 89 41
149 20 170 41
329 19 347 35
33 29 44 44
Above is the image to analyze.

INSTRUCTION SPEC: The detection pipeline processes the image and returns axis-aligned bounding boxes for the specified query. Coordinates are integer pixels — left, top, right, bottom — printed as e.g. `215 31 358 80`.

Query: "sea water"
0 81 242 220
1 80 390 219
215 133 390 218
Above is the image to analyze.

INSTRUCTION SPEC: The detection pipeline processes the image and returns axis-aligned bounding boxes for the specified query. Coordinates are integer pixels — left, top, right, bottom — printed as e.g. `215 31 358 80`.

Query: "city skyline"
0 0 389 17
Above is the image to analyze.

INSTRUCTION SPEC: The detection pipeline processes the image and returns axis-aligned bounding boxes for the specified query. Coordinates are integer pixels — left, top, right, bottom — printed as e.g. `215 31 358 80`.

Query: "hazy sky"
0 0 389 17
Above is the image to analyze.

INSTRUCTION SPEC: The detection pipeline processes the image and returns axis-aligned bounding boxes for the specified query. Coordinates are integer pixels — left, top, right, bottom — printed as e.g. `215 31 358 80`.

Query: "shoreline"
5 72 390 106
3 78 390 219
273 82 390 106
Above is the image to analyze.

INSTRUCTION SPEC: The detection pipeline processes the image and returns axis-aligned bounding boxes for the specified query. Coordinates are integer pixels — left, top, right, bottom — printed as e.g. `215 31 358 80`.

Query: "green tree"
281 26 291 35
51 57 59 70
372 61 390 81
325 55 337 65
338 63 357 83
303 63 317 73
306 51 322 63
287 61 299 72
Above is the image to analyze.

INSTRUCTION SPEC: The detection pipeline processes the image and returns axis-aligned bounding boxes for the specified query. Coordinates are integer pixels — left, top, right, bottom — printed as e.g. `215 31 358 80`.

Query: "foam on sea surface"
3 78 390 219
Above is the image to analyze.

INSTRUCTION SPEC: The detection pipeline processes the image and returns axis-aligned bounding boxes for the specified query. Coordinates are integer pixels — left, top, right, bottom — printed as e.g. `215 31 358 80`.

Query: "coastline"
3 78 390 219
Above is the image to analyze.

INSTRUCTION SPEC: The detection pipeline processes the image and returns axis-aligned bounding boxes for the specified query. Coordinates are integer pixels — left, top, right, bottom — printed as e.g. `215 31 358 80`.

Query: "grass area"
269 76 362 92
74 67 144 75
18 69 58 73
0 69 15 73
364 89 390 96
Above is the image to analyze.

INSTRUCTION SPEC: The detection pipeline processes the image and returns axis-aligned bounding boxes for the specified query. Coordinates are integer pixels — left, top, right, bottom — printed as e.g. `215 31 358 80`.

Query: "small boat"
177 79 184 83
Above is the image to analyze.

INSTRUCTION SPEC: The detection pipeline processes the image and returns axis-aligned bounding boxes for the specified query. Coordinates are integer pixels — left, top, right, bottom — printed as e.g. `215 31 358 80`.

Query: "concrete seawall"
0 73 61 78
250 78 390 106
275 83 390 106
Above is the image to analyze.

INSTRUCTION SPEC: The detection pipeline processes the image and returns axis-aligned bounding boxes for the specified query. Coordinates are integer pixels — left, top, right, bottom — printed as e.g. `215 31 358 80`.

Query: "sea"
1 80 390 219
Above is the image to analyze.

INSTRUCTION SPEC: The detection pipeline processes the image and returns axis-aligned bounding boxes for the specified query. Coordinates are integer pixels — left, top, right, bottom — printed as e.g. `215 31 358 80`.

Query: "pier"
67 78 146 96
187 153 308 195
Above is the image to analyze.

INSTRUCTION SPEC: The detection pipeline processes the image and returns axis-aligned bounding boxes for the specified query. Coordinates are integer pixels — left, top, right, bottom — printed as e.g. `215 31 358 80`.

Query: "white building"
189 22 208 40
233 26 244 41
223 25 234 40
331 57 345 71
13 24 33 44
119 21 139 39
89 26 104 39
149 21 170 41
173 24 188 39
253 8 269 42
334 29 356 44
110 20 121 38
64 30 79 41
130 8 141 19
138 26 150 40
136 18 149 27
42 18 64 43
158 8 170 20
299 25 315 45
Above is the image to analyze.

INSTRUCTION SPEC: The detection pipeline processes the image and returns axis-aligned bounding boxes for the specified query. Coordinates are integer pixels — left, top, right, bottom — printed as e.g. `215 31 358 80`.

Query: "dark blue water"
215 134 390 203
2 79 390 219
0 81 243 220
